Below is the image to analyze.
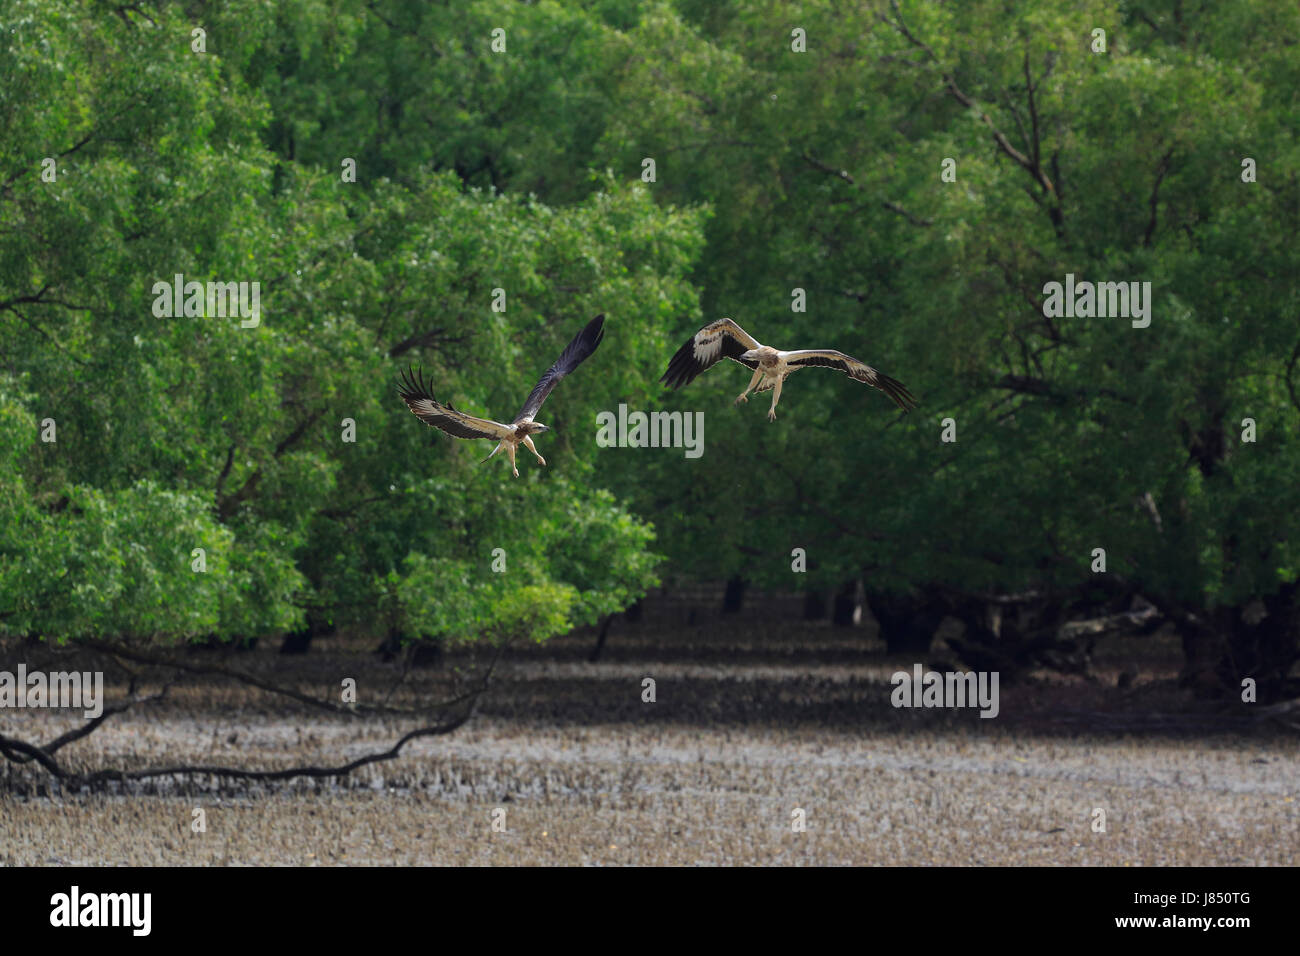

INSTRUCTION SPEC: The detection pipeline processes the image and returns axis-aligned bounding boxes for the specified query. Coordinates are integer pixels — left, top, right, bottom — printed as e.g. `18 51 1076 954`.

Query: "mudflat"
1 621 1295 865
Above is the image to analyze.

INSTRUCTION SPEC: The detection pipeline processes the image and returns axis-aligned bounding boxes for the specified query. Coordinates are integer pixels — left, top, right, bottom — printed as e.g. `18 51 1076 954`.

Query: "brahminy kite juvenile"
661 317 917 420
398 314 605 476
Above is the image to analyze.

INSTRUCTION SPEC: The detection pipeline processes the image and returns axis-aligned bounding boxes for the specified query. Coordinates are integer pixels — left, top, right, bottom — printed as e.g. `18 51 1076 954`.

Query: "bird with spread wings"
398 314 605 476
661 317 917 420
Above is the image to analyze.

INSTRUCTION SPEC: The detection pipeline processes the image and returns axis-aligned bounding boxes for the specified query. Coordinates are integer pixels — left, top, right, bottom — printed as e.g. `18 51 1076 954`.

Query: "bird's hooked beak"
740 349 759 361
536 423 551 433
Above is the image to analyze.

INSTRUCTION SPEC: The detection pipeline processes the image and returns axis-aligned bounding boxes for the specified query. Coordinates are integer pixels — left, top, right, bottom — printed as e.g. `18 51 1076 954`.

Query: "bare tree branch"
1286 336 1300 416
81 638 478 718
1144 148 1175 246
216 409 326 519
884 1 1062 232
0 638 509 788
388 324 471 359
801 152 934 226
79 710 477 786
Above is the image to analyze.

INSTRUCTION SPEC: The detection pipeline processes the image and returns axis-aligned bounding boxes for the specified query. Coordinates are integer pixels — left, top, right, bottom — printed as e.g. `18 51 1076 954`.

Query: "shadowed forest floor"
1 614 1296 865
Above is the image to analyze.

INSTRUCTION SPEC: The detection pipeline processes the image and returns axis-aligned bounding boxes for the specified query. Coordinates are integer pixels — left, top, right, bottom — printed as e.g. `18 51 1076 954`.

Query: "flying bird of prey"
661 317 917 420
398 314 605 476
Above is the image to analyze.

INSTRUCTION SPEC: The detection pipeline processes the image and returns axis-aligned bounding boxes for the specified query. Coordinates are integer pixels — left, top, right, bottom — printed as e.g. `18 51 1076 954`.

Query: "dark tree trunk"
722 577 747 614
589 601 645 662
192 633 258 652
940 590 1097 682
279 629 313 655
868 589 944 655
376 629 444 668
1189 583 1300 701
1178 621 1228 698
375 627 405 662
1140 584 1300 701
1247 583 1300 695
832 579 859 627
803 590 828 620
588 614 615 662
408 641 444 668
281 612 336 655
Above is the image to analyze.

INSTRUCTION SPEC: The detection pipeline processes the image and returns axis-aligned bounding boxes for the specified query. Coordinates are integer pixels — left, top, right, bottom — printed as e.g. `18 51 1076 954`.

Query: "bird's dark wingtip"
872 370 918 413
398 364 435 402
576 314 606 358
660 340 700 390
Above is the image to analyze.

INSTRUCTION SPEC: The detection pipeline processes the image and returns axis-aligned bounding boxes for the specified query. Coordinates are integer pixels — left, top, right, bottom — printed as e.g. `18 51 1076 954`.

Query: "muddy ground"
1 609 1296 865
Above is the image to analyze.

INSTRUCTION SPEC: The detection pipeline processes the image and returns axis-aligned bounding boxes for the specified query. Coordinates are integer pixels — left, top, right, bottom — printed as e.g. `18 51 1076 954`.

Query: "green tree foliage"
575 0 1300 694
0 1 674 649
3 0 1299 696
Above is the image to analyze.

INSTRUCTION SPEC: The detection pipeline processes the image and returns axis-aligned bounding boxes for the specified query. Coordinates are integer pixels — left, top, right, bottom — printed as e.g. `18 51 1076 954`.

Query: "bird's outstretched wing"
398 367 515 440
660 318 761 389
782 349 918 412
514 314 606 423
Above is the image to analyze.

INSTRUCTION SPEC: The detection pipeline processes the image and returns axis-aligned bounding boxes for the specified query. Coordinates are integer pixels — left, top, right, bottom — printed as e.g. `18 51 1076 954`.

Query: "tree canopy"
2 0 1297 697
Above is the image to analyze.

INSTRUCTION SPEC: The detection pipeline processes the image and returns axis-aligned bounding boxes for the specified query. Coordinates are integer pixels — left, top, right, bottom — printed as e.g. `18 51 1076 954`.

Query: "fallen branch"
83 638 474 717
0 637 509 789
1058 605 1161 639
76 708 477 787
1254 696 1300 732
